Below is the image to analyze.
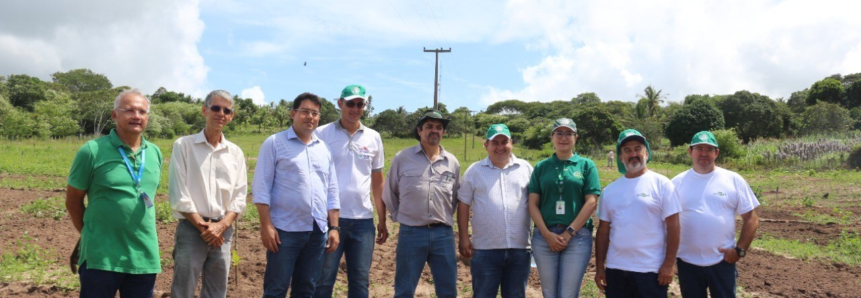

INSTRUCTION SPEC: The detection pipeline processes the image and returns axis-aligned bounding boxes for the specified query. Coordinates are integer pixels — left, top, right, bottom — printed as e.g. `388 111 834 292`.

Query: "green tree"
717 91 784 143
850 107 861 130
33 92 81 137
787 89 809 113
638 85 665 118
272 99 291 130
73 88 118 135
372 107 409 138
7 74 47 111
665 100 725 147
806 78 844 106
485 99 529 115
800 101 852 135
845 81 861 109
51 69 113 93
319 98 339 125
572 104 623 150
151 87 197 104
572 92 601 104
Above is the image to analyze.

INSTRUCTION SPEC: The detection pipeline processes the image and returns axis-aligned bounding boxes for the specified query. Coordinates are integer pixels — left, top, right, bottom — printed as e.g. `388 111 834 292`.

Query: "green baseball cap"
486 124 511 140
552 118 577 132
615 129 652 174
340 84 367 101
414 110 450 140
690 131 719 148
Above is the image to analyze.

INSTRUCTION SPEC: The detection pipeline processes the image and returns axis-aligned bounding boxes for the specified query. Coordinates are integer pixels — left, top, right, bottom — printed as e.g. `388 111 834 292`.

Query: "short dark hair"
292 92 322 110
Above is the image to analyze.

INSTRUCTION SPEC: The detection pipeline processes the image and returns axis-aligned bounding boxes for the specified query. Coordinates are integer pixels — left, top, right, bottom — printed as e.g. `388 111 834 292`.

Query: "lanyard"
555 161 567 201
118 146 146 190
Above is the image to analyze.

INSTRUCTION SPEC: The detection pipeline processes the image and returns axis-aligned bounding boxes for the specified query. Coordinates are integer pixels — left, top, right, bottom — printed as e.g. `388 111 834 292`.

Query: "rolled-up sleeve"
252 136 275 206
229 147 248 214
169 139 197 214
326 153 340 210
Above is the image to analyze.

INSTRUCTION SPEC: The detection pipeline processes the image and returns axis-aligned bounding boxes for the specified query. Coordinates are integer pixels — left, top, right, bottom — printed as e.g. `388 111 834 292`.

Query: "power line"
424 47 451 111
409 0 442 46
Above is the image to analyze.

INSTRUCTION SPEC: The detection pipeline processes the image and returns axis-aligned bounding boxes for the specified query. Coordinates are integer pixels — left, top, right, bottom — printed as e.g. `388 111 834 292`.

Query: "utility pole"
423 47 451 111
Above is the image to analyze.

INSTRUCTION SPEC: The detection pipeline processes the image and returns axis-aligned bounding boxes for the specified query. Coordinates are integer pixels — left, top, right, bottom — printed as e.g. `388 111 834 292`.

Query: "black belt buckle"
202 216 223 223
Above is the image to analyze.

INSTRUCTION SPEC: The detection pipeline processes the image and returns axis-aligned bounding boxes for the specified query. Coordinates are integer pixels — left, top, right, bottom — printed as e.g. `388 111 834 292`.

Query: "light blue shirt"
252 127 339 232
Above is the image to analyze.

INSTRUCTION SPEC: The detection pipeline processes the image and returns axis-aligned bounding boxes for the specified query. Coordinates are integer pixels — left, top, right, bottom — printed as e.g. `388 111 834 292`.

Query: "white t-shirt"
316 121 385 219
599 170 680 273
671 167 760 266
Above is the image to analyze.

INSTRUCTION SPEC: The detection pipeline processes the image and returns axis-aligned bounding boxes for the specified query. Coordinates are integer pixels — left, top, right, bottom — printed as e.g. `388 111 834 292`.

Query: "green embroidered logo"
572 172 583 179
714 191 726 197
637 193 649 197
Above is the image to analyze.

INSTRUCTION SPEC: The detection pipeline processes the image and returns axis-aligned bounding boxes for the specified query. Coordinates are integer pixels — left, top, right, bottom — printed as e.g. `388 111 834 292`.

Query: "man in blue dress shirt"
252 92 341 298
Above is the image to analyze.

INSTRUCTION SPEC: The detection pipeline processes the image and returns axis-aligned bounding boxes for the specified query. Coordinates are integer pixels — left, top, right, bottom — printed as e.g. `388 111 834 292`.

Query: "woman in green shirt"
528 118 602 298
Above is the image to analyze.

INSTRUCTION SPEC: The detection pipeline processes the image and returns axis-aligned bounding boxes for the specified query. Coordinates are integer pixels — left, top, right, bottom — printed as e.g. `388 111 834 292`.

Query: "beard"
624 157 646 173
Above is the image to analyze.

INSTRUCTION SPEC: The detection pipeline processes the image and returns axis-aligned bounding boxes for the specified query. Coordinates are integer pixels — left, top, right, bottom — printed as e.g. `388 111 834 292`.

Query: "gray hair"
113 88 151 110
205 90 234 107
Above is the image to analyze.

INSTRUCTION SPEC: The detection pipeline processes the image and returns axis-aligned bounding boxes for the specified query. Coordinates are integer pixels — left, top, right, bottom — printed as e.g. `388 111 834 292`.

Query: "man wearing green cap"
594 129 680 298
383 110 461 298
671 131 760 298
457 124 533 298
314 84 386 298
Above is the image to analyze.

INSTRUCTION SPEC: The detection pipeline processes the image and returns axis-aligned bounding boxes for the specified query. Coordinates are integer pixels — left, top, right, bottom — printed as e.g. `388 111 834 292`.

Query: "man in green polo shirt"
65 88 163 298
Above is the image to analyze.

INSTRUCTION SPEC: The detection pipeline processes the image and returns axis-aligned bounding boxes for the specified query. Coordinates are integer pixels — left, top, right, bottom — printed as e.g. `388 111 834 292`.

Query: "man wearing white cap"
594 129 680 298
672 131 760 298
457 124 533 298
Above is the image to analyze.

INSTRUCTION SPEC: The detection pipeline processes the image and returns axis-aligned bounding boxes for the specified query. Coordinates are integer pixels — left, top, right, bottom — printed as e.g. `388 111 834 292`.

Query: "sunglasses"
344 100 365 109
209 105 233 115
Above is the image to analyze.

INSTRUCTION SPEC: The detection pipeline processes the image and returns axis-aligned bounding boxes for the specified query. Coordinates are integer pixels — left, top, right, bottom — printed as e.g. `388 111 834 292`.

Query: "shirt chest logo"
636 192 650 198
713 191 727 197
572 171 583 180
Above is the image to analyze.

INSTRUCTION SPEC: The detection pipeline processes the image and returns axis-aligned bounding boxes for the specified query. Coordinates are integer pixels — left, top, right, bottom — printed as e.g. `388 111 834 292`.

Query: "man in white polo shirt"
672 131 760 298
595 129 680 298
314 84 386 298
457 124 533 298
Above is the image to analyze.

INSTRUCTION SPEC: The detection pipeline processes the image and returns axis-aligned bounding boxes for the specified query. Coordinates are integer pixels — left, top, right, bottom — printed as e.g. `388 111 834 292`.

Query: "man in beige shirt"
383 110 461 298
168 90 248 298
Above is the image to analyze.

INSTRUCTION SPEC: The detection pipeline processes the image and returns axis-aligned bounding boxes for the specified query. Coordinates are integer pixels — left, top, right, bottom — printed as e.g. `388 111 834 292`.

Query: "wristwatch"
329 226 341 232
566 226 576 236
735 246 746 257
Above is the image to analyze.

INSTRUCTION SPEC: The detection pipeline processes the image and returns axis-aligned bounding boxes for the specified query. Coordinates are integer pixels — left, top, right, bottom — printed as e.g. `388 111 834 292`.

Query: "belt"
407 222 448 228
185 217 223 223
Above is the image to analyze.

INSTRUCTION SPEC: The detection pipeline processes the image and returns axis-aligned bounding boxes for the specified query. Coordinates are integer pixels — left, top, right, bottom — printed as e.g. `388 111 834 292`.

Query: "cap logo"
699 134 709 141
495 126 503 131
352 86 361 95
626 132 635 137
561 119 570 124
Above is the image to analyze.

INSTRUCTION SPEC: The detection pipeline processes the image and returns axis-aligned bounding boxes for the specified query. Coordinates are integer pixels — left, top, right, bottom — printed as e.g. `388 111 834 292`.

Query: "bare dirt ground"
1 187 861 297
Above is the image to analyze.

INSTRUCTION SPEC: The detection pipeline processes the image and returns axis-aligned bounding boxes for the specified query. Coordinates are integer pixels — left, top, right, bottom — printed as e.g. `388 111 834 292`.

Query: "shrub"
848 145 861 169
713 129 744 161
665 100 725 147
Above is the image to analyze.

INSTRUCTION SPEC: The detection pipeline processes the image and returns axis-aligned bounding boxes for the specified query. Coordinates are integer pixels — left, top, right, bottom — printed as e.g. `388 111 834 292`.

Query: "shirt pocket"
399 170 426 199
435 170 456 196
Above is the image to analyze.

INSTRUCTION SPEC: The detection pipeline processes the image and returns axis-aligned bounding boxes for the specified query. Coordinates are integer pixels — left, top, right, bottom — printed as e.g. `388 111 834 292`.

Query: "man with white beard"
594 129 681 298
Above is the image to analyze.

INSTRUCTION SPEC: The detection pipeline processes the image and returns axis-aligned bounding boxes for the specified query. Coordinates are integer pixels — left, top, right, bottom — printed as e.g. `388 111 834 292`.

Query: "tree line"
1 69 860 151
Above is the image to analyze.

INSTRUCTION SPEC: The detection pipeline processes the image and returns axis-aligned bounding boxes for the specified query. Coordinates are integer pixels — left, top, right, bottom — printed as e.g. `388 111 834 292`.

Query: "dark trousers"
604 268 668 298
79 261 156 298
677 258 737 298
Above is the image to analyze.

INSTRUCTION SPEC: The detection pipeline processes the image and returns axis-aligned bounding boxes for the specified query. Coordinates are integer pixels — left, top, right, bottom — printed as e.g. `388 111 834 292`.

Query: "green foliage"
51 69 112 93
373 107 410 138
0 237 54 285
151 86 197 104
573 103 622 150
787 89 809 113
20 196 66 220
155 200 177 223
800 101 852 135
846 80 861 109
638 85 665 118
572 92 601 104
717 90 786 143
807 78 844 106
713 129 744 160
847 144 861 170
33 92 81 137
7 74 47 111
665 100 725 147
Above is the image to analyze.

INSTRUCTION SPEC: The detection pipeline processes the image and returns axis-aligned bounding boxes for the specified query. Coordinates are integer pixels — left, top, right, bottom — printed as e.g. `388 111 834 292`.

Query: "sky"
1 0 861 114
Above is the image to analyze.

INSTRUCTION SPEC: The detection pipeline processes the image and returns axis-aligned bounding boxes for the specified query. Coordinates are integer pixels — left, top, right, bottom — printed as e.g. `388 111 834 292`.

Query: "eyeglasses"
209 105 233 115
296 108 320 117
692 146 717 152
344 101 365 109
553 131 576 138
116 108 149 116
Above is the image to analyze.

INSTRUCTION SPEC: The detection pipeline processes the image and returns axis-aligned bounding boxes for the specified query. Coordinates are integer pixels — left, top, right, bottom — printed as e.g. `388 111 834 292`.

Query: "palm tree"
638 85 665 118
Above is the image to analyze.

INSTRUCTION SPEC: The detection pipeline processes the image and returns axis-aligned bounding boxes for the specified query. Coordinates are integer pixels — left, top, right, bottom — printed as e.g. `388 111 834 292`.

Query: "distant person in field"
65 88 163 298
594 129 680 298
383 110 461 298
252 92 340 297
607 150 615 168
672 131 760 298
314 84 386 298
528 118 601 298
456 124 533 298
168 90 247 298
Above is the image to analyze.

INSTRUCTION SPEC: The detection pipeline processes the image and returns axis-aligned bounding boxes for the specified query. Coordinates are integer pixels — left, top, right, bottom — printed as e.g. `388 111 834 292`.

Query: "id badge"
141 192 154 208
556 200 565 215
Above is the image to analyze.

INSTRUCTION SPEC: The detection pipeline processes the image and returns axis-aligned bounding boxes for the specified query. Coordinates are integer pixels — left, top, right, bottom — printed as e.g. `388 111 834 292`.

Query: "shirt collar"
552 152 579 164
192 129 227 149
480 154 519 170
413 144 448 160
108 129 148 151
334 119 365 133
286 126 321 144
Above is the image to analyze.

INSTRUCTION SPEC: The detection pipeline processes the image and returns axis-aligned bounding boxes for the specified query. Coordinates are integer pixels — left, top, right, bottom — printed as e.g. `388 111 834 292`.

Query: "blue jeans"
314 218 376 298
677 258 737 298
78 261 156 298
394 224 457 298
170 219 233 298
532 226 593 298
262 223 328 298
604 268 667 298
470 249 531 298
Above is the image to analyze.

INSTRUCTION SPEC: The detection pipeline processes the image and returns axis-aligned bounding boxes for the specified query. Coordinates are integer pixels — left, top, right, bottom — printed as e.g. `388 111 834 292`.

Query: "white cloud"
0 0 208 97
241 86 266 105
482 0 861 104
